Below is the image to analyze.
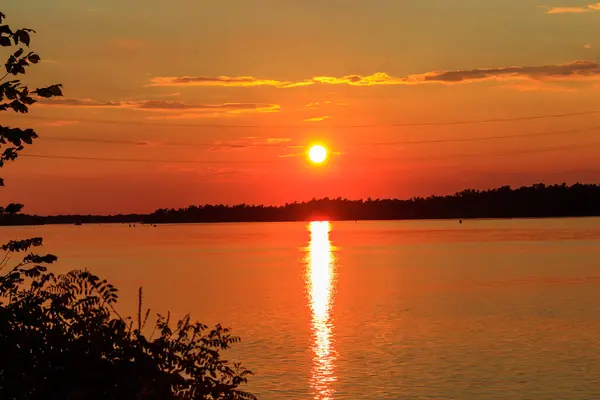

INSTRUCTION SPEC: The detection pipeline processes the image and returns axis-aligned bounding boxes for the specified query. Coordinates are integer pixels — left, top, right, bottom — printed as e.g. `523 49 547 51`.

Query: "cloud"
148 76 312 88
39 98 280 115
135 100 280 114
304 116 331 122
584 44 593 49
209 137 293 152
305 101 346 109
415 60 600 83
205 167 247 176
266 137 292 143
546 2 600 13
42 120 81 127
39 98 124 107
499 82 578 93
144 113 239 120
149 60 600 89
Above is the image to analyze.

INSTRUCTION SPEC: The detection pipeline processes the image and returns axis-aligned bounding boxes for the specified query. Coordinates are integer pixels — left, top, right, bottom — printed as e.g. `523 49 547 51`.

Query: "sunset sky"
2 0 600 214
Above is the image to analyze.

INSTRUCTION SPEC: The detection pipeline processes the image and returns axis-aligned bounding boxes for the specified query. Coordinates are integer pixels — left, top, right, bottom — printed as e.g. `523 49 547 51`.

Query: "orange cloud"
209 137 293 152
39 98 280 115
499 82 578 93
305 101 346 109
39 98 123 107
148 76 312 88
414 60 600 83
266 137 292 143
136 101 280 114
45 120 81 127
303 116 331 122
546 2 600 13
149 60 600 89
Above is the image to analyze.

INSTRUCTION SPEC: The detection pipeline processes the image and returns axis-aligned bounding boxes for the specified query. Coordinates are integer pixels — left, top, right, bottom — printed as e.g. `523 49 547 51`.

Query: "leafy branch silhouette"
0 12 255 399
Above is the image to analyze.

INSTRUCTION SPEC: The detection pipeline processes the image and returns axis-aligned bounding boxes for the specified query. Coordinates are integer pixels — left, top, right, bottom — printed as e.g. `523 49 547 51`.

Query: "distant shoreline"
3 214 600 228
2 183 599 227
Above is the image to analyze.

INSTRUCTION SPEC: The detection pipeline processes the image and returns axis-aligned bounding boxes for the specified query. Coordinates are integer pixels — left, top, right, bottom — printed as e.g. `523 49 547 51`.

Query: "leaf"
23 254 58 264
4 86 18 100
34 84 63 98
0 237 42 252
15 30 31 46
21 96 36 106
9 100 28 113
28 53 40 64
0 36 10 47
49 85 62 96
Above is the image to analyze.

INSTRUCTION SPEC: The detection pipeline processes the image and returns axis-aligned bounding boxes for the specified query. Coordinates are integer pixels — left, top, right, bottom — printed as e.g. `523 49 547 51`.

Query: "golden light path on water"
305 221 337 400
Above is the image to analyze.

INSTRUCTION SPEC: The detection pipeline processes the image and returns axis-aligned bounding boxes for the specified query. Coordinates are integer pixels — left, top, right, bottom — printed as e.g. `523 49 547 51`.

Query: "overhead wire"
11 109 600 129
11 109 599 165
39 126 600 147
21 140 600 164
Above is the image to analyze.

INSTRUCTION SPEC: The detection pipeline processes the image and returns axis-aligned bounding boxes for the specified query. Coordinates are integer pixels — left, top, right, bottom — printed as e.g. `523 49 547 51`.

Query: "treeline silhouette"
2 183 600 226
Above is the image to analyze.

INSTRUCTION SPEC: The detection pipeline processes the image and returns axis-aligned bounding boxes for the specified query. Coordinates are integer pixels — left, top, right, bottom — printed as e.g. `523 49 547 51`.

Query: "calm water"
3 218 600 399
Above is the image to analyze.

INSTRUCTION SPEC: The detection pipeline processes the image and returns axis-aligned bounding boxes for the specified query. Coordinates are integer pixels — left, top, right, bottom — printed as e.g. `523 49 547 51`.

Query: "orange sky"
2 0 600 214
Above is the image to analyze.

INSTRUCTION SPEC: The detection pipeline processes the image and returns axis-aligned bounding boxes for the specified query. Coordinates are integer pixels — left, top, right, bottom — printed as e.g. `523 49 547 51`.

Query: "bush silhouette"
0 12 255 399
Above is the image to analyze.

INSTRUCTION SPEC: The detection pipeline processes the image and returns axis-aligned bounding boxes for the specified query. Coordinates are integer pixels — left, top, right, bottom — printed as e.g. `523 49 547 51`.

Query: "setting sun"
308 145 327 164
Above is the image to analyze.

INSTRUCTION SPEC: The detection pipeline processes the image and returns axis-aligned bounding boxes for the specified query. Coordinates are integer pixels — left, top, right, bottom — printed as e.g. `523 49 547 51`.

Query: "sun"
308 145 327 164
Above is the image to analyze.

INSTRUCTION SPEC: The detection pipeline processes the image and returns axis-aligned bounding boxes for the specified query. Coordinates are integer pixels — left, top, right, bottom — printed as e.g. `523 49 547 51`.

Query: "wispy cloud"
584 44 593 49
39 98 280 115
305 101 346 109
149 60 600 89
266 137 292 143
39 98 124 107
415 60 600 83
545 2 600 14
304 116 331 122
136 100 280 114
499 82 578 93
42 120 81 127
148 76 312 88
209 137 293 152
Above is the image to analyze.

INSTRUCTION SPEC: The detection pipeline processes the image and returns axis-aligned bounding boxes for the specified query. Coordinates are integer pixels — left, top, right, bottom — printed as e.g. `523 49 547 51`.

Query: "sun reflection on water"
305 221 337 399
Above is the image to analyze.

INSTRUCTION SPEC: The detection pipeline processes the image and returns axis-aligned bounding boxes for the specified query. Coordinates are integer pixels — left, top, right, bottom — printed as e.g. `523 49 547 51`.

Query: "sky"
2 0 600 214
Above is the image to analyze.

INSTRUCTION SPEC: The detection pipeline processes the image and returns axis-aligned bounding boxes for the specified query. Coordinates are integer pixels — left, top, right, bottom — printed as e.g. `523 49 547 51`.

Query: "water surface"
3 218 600 399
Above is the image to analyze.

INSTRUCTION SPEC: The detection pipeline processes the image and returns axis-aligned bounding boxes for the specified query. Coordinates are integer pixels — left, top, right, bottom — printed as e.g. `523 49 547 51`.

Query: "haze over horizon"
2 0 600 214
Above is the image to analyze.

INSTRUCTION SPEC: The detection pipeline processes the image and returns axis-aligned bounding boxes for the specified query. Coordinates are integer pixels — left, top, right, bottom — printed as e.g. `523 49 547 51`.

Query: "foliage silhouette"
0 12 255 399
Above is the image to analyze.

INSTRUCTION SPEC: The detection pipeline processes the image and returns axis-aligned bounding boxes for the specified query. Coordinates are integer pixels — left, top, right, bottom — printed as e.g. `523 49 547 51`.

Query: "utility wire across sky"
12 109 600 129
22 140 600 165
40 126 600 147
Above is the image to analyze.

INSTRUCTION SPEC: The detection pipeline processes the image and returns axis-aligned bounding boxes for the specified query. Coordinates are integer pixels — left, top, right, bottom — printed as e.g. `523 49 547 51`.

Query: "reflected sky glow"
306 221 337 400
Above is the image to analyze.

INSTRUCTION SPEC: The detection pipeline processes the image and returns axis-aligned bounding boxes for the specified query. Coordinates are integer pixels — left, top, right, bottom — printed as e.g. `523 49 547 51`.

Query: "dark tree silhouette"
3 183 599 226
144 183 600 223
0 12 255 400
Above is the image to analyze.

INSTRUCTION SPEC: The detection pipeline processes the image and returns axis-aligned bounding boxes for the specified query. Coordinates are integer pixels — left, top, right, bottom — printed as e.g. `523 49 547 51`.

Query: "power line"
403 141 600 162
14 109 600 129
20 154 272 164
350 126 598 146
40 126 600 147
21 141 600 164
